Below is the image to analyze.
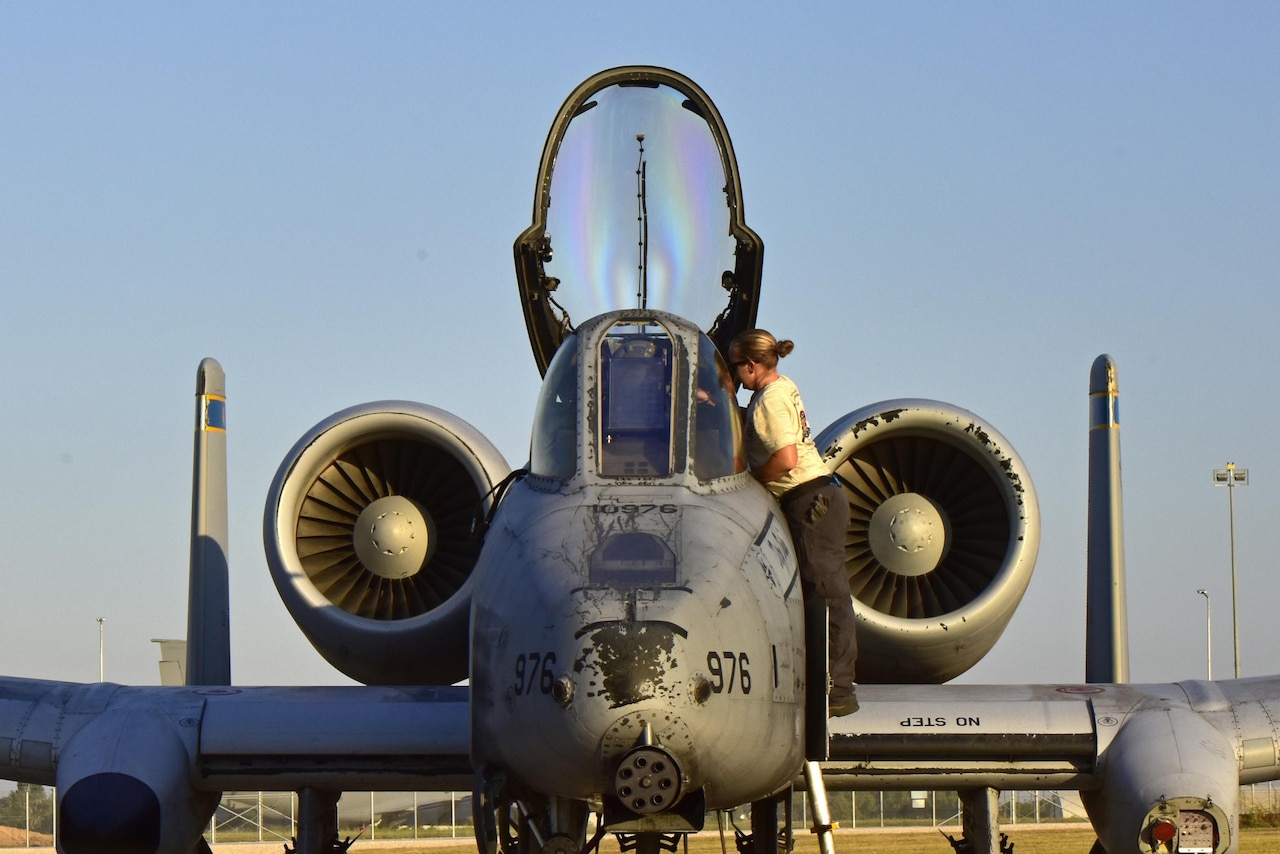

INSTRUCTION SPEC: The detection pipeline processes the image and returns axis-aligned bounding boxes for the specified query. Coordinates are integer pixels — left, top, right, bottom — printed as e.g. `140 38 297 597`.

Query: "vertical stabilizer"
1085 354 1129 683
187 358 232 685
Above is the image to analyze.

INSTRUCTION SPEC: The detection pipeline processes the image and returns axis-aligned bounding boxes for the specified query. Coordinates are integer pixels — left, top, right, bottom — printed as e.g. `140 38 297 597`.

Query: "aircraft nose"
60 771 160 854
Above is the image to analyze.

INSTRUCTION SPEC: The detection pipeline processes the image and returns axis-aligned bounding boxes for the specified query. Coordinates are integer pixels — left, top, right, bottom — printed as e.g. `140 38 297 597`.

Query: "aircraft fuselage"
470 309 807 817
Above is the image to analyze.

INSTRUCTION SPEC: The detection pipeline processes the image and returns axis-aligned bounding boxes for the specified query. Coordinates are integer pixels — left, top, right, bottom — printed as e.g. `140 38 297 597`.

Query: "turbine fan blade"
838 434 1007 620
296 438 481 619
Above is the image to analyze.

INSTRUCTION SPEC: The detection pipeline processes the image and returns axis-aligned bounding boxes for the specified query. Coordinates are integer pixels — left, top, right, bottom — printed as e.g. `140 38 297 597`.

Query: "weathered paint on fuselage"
469 308 807 814
470 472 805 810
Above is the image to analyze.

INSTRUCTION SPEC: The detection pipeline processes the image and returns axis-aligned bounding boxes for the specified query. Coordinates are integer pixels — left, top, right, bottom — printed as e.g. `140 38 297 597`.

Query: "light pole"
97 617 105 681
1196 589 1212 679
1212 462 1249 679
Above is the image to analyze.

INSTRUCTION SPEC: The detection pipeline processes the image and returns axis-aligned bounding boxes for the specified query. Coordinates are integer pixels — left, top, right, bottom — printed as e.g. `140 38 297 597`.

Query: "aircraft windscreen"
598 321 675 478
529 333 580 480
543 83 737 331
531 321 741 484
692 335 743 481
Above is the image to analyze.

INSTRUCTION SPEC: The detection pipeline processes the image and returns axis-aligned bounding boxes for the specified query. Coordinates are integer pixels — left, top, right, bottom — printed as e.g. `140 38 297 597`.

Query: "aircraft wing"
0 676 472 793
828 678 1280 785
825 682 1102 790
822 678 1280 854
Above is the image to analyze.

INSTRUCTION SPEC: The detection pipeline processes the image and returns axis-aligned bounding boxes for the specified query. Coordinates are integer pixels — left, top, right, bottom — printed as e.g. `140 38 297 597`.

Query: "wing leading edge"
0 676 471 792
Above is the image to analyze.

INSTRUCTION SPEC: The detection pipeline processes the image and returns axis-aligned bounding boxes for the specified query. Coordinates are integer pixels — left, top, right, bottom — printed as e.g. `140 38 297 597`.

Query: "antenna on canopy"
635 133 648 310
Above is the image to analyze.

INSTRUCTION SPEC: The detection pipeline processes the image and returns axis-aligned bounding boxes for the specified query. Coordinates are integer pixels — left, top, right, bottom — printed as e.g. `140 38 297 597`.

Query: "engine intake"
816 399 1039 683
265 401 509 685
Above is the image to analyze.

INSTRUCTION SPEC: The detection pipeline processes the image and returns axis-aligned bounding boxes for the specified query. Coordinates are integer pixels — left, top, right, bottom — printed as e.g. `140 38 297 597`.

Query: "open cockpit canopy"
516 66 763 376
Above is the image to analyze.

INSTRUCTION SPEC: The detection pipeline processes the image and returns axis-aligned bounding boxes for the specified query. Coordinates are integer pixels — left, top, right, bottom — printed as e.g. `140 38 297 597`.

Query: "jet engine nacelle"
817 400 1039 683
1083 706 1237 854
56 699 217 854
265 401 510 685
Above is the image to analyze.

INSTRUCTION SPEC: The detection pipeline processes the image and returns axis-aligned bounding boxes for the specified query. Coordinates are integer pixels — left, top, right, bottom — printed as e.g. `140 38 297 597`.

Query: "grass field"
180 825 1280 854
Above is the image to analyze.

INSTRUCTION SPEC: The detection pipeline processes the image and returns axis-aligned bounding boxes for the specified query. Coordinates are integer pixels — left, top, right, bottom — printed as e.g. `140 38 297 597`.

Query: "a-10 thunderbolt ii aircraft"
3 65 1280 854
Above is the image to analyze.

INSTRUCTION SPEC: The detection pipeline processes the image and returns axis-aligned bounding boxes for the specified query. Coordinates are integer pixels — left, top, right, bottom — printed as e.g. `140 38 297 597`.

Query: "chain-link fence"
788 789 1089 831
3 784 1278 847
207 791 473 844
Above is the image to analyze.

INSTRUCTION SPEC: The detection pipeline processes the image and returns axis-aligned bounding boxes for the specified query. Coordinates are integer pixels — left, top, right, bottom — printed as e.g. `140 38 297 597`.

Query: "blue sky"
1 3 1277 688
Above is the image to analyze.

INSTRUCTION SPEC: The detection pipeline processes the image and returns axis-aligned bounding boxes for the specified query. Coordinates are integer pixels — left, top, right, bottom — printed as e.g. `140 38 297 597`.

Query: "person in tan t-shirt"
729 329 858 716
